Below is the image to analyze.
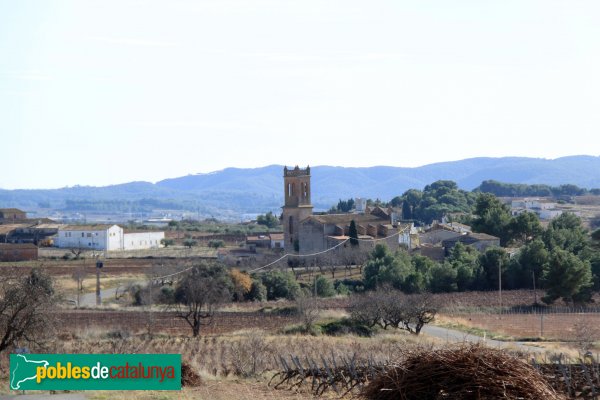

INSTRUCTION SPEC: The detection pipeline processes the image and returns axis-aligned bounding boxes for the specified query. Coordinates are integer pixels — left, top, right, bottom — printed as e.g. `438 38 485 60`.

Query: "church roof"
306 213 386 225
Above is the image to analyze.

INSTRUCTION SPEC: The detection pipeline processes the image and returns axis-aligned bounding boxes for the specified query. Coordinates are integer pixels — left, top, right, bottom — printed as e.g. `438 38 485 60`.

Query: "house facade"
56 224 124 251
269 233 284 249
123 231 165 250
511 198 564 220
56 225 165 251
0 208 27 221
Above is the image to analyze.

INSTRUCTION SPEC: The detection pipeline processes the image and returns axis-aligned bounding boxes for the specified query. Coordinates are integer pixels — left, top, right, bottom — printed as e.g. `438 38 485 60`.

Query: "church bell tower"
282 165 313 252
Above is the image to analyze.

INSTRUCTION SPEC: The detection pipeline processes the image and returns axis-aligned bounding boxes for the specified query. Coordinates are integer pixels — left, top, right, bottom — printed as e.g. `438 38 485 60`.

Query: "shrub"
335 283 351 296
158 286 175 304
319 318 374 337
313 275 335 297
161 238 175 247
246 280 267 301
208 239 225 249
260 270 301 300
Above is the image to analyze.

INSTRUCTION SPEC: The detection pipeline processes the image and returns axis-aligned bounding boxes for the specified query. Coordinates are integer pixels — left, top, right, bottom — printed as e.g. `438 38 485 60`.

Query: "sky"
1 0 599 189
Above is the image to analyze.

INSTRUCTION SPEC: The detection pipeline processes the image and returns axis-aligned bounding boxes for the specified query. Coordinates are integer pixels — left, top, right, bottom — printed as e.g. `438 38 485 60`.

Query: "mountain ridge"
1 156 599 217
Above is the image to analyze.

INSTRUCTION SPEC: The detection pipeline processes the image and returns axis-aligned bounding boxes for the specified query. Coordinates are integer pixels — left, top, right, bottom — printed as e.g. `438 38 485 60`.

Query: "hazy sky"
1 1 599 189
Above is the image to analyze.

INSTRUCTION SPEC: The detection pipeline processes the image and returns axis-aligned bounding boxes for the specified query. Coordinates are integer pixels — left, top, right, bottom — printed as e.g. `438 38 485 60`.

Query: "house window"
87 233 92 237
81 233 85 237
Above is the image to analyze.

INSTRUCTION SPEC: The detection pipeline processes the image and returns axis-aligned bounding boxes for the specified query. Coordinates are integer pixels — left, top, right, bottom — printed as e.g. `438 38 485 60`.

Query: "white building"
56 225 165 251
354 198 367 213
269 233 284 249
123 231 165 250
510 198 563 220
398 222 417 248
56 225 124 251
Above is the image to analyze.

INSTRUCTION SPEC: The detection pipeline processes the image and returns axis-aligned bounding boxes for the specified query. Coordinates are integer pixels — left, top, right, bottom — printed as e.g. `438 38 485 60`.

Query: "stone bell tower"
282 165 313 252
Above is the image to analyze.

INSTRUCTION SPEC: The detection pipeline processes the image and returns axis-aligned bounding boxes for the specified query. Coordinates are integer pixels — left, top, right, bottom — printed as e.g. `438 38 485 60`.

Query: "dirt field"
444 312 600 341
0 257 198 276
54 310 299 336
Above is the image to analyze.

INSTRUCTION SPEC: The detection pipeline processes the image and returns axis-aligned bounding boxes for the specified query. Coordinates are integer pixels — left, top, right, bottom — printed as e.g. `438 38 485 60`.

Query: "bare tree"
400 292 438 335
349 289 438 335
230 330 271 377
71 265 88 307
0 268 56 354
349 291 385 329
70 246 85 260
295 293 321 333
173 264 230 337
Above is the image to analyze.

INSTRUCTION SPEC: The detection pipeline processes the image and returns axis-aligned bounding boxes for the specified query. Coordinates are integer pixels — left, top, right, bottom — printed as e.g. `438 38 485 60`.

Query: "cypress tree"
349 220 359 246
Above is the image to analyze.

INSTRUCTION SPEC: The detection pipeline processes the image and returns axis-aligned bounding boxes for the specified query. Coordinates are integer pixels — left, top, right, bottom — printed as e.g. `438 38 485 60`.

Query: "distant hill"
1 156 599 219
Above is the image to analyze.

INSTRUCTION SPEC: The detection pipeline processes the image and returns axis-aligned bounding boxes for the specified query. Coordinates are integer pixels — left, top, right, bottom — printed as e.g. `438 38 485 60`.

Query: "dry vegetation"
362 344 564 400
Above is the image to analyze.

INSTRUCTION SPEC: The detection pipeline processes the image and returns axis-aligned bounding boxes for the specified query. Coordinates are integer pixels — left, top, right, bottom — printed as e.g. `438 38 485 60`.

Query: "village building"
269 232 284 249
510 198 564 220
0 208 27 221
245 232 285 250
56 224 124 251
281 166 412 256
245 234 271 249
122 230 165 250
0 243 38 262
418 223 464 246
442 232 501 255
0 224 27 243
56 225 164 251
10 222 62 246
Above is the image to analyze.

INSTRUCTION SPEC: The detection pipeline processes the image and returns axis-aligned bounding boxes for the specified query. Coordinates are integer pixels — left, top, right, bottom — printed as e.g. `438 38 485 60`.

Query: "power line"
247 239 349 273
150 266 194 281
149 224 412 278
248 224 412 273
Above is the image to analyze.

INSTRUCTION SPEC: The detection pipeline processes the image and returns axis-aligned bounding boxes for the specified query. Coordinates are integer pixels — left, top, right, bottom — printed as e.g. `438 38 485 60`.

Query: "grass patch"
281 323 321 336
258 305 299 316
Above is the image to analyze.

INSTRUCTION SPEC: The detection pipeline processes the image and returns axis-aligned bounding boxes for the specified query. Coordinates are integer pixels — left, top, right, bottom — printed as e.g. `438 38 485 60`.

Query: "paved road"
73 279 150 307
74 286 122 307
422 324 545 353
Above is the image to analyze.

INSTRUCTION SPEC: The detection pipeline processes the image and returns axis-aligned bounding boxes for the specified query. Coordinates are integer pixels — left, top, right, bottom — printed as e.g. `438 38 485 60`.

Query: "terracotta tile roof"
467 232 500 240
442 232 500 244
307 213 385 225
246 235 270 241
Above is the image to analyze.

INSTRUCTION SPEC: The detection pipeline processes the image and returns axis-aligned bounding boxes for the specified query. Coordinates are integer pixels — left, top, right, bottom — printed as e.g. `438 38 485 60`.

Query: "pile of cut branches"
361 344 563 400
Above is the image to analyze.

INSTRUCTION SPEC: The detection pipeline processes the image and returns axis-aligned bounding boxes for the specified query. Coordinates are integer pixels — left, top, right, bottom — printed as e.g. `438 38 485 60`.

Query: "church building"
281 166 412 255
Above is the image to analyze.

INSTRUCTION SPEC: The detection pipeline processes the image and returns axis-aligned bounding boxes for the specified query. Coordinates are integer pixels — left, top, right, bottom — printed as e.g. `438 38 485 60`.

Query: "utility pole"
96 259 103 306
532 270 537 304
498 261 502 309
